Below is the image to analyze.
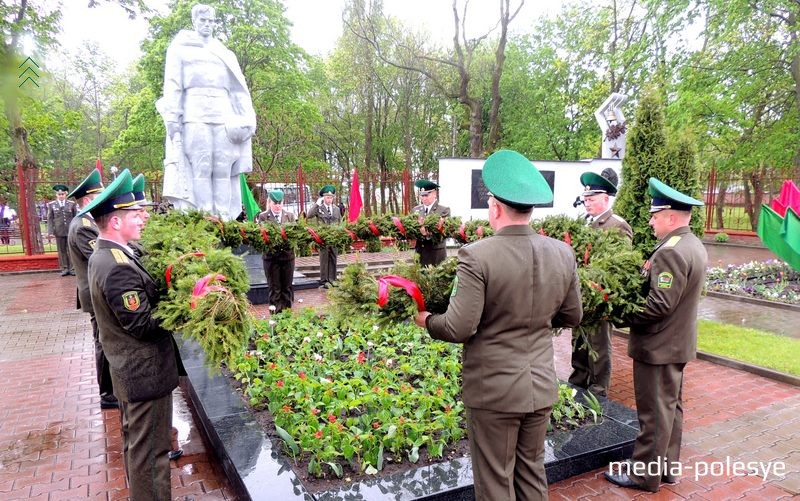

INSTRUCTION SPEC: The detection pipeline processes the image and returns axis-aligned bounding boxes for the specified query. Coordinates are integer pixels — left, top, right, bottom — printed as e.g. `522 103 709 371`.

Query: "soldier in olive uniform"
569 168 632 397
307 185 341 288
605 178 707 493
412 180 451 266
415 150 583 500
257 189 297 313
67 169 117 409
48 184 78 276
85 169 185 501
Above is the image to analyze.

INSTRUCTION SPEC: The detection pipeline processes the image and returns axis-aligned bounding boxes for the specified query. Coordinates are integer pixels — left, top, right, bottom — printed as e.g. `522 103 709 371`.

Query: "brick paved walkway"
1 247 799 499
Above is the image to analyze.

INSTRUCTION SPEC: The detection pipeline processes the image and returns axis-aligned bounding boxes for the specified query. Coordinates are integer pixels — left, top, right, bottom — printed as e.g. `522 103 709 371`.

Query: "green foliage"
714 232 729 243
698 320 800 376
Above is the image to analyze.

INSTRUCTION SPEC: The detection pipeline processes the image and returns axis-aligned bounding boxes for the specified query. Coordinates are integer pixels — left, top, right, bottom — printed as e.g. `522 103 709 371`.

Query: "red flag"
348 167 363 223
95 158 103 179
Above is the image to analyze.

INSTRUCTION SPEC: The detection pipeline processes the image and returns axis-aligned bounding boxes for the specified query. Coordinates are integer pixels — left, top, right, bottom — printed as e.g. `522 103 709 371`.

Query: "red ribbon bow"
190 273 228 309
377 275 426 312
345 229 358 241
307 227 324 245
458 223 467 242
368 221 381 236
392 216 407 238
165 252 205 289
260 227 270 244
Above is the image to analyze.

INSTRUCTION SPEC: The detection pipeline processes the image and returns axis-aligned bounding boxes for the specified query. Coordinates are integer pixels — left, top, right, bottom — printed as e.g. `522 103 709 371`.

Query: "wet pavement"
0 244 798 500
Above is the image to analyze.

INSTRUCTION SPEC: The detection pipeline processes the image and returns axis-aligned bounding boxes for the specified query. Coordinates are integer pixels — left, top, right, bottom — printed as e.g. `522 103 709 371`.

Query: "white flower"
367 341 374 348
298 299 304 303
268 320 277 326
303 336 311 343
269 305 277 312
372 325 379 332
317 331 324 338
320 377 332 384
314 353 323 362
386 359 394 367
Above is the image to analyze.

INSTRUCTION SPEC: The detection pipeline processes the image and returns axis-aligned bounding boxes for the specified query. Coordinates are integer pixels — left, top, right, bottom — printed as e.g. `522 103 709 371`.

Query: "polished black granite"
178 337 638 500
235 246 319 304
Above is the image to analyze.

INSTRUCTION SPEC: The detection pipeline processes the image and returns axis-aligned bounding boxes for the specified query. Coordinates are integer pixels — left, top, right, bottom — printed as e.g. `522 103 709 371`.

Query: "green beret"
319 185 336 196
78 169 141 218
580 169 618 196
482 150 552 207
68 169 104 200
52 184 69 192
414 180 440 193
268 189 284 203
648 177 704 213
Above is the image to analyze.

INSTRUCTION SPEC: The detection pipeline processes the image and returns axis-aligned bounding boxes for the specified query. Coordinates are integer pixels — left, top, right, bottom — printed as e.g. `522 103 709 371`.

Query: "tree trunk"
715 182 728 230
8 105 44 254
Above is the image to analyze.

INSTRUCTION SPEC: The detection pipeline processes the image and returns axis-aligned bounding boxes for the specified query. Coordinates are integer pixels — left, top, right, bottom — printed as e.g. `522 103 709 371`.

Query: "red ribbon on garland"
564 231 572 247
589 281 609 302
437 218 445 234
392 216 407 237
377 275 426 312
240 226 246 240
538 228 546 236
281 227 287 241
583 242 592 265
307 227 324 245
260 227 270 244
165 252 205 289
205 215 224 232
476 225 484 238
458 223 467 242
345 229 358 241
190 273 228 309
368 221 381 236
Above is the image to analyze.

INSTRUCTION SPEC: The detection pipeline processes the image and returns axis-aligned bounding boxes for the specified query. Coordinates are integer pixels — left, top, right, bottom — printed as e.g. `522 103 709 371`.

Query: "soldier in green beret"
84 169 186 501
412 180 451 266
257 189 297 312
568 168 632 398
605 178 707 493
415 150 583 500
66 169 118 409
48 183 78 276
307 185 342 288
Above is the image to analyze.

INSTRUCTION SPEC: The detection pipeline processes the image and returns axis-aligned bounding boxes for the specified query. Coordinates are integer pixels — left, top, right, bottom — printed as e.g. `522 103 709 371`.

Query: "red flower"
328 414 337 423
298 371 307 380
268 362 276 370
372 386 380 393
337 423 343 431
261 333 269 339
244 353 252 358
372 422 380 429
399 417 405 424
315 431 323 438
282 405 291 412
444 405 451 412
276 380 284 387
311 408 320 415
357 352 366 364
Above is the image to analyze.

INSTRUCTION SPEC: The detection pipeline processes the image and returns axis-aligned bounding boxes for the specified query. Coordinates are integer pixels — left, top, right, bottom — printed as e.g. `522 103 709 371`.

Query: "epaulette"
664 235 682 248
110 248 130 264
81 217 92 227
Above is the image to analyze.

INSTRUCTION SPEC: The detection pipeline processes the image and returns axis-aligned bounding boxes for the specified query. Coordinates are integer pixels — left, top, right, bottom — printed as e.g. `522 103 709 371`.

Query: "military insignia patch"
450 276 459 297
122 291 141 311
657 272 673 289
89 239 96 249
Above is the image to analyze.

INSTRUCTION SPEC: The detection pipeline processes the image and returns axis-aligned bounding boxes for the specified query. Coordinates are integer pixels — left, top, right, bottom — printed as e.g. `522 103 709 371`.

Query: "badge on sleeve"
657 272 673 289
450 276 459 297
122 291 141 311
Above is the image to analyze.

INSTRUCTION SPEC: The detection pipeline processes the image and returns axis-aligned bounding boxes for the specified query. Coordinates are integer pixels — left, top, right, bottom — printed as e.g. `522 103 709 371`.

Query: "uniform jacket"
427 225 583 412
628 226 707 364
590 209 633 240
257 209 297 260
413 201 451 251
307 203 341 225
67 214 99 313
88 239 183 402
47 200 77 237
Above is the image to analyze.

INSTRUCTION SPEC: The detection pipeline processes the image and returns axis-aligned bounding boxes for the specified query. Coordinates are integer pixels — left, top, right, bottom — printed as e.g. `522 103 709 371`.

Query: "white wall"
438 157 622 221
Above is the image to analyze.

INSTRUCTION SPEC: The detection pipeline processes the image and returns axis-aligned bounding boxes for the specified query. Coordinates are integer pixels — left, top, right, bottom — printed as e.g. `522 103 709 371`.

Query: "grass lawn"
698 319 800 376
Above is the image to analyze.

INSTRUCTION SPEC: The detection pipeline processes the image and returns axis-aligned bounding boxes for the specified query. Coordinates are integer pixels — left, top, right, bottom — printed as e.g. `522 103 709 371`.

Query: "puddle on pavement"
0 422 73 468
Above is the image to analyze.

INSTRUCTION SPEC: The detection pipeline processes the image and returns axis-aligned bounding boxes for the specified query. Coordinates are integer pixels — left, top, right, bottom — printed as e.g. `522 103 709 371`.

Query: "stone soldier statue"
157 3 256 220
47 184 78 276
412 179 451 266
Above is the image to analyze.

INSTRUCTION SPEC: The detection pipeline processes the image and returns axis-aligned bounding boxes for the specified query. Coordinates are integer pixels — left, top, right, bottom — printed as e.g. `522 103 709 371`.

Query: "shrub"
714 232 730 243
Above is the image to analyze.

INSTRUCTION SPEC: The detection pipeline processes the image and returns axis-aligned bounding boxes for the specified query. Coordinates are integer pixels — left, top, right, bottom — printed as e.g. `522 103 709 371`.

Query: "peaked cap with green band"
580 169 618 196
53 184 69 192
131 173 156 206
78 169 141 218
648 177 704 213
268 189 284 203
414 179 440 193
319 185 336 196
482 149 552 207
68 169 104 200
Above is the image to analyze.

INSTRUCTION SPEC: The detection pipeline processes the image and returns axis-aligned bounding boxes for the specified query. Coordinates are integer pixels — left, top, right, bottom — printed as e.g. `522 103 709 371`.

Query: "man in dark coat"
415 150 583 500
569 168 632 397
47 184 78 276
412 180 451 266
257 189 297 313
67 169 117 409
306 185 341 288
85 169 185 500
605 177 707 493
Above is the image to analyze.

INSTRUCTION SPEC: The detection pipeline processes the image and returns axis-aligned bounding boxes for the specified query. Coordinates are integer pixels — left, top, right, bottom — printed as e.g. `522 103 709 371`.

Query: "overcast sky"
52 0 564 72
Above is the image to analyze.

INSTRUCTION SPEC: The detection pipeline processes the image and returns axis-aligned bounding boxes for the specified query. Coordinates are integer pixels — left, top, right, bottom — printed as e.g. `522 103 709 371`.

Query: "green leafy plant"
714 232 730 243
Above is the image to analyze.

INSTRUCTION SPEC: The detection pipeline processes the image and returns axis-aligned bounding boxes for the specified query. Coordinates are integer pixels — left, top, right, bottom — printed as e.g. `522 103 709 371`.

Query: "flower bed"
706 260 800 305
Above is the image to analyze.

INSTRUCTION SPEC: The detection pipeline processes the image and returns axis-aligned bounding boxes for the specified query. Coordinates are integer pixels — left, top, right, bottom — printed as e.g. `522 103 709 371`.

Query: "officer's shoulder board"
611 214 627 223
81 217 92 227
664 235 682 248
110 248 130 264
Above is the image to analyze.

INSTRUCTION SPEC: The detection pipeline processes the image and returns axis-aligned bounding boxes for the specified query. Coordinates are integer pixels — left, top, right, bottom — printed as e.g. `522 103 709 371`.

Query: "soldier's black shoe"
604 472 657 492
60 270 70 276
68 270 76 276
168 448 184 461
100 394 119 409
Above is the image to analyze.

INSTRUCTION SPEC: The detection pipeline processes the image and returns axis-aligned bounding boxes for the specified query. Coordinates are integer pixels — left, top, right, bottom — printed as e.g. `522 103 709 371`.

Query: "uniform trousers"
262 254 295 313
318 246 338 285
89 315 114 396
467 406 551 501
55 236 72 271
415 239 447 267
629 360 685 491
119 393 173 501
568 321 612 396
